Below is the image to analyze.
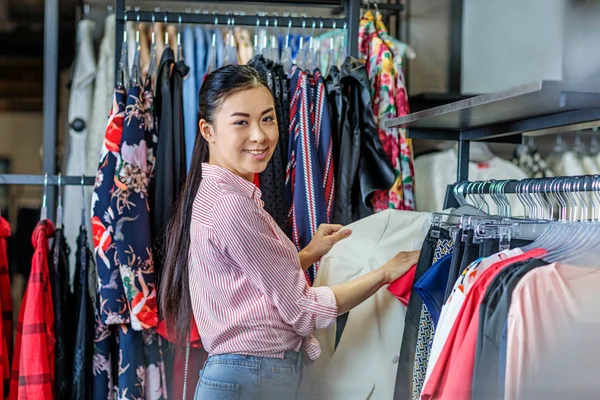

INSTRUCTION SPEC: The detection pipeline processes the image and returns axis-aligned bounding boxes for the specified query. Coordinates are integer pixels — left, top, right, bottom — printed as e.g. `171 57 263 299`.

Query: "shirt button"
391 355 399 363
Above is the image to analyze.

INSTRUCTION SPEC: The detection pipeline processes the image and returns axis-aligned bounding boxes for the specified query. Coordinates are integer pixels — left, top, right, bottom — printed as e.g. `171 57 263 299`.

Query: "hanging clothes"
0 217 12 399
91 83 128 326
374 14 415 210
286 65 335 284
92 75 168 400
50 225 73 399
111 78 160 330
87 14 116 180
358 11 415 212
511 144 554 178
64 18 97 273
151 47 187 282
329 57 396 226
301 209 430 400
10 220 55 400
182 27 198 173
71 225 95 400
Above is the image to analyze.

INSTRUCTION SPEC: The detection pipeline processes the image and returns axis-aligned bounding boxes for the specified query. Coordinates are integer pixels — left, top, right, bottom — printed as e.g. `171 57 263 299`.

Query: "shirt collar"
202 163 261 200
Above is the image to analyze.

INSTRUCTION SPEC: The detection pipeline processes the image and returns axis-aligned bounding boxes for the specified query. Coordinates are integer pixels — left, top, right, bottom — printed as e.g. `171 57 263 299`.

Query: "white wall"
461 0 566 93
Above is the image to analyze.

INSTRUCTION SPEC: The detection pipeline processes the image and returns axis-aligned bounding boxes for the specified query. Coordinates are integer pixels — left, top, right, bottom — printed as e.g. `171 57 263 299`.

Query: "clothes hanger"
305 19 316 71
80 175 86 229
56 173 63 227
223 15 234 66
339 22 347 68
147 13 157 82
164 13 169 49
253 16 261 60
314 19 324 72
117 13 130 87
281 18 293 73
296 18 307 70
40 173 48 221
326 21 336 75
130 11 142 88
270 17 280 63
207 14 218 73
229 15 238 64
177 14 184 62
261 18 270 59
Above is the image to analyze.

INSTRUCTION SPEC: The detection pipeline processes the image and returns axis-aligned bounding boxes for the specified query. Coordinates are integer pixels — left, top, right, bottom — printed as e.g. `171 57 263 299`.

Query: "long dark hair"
160 64 270 347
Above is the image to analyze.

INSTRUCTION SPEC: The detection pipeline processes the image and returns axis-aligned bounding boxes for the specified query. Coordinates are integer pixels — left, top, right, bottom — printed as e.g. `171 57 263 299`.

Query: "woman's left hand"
299 224 352 270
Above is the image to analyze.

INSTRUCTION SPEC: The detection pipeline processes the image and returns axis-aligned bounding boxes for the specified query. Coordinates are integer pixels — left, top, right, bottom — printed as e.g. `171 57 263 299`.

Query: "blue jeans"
194 351 303 400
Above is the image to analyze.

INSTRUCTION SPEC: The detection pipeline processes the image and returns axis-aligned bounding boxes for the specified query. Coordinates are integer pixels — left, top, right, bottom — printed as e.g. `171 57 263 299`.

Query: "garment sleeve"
214 194 338 335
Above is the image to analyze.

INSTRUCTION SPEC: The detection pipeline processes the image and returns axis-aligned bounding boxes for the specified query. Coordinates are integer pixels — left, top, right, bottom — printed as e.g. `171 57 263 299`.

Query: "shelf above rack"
385 80 600 142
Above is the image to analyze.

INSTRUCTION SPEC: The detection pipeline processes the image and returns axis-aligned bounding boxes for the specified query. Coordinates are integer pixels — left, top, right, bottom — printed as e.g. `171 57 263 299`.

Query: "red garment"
253 173 260 188
421 248 547 400
10 220 55 400
156 319 202 348
387 264 417 306
0 217 13 398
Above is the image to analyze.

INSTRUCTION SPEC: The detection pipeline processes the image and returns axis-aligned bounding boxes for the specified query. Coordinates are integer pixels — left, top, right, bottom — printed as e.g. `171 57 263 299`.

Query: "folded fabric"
414 253 453 326
387 264 417 307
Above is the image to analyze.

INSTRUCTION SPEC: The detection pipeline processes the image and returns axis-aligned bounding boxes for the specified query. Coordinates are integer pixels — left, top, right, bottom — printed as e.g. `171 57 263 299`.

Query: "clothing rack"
113 0 364 80
385 80 600 209
0 175 95 186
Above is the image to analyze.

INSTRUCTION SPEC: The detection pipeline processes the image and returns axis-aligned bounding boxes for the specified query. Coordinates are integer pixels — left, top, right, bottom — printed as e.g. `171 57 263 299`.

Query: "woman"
160 65 419 399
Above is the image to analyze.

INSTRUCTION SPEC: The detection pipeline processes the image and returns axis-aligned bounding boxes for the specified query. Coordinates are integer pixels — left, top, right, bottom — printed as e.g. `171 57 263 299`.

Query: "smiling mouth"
244 149 267 155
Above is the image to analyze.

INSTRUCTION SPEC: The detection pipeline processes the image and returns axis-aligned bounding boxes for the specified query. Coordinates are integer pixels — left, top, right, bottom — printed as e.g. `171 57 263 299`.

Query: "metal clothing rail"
0 175 96 186
446 175 600 209
118 10 348 29
114 0 364 81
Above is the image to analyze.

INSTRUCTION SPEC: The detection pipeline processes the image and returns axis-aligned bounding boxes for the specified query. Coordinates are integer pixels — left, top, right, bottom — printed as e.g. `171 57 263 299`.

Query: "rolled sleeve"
299 286 338 330
214 193 338 337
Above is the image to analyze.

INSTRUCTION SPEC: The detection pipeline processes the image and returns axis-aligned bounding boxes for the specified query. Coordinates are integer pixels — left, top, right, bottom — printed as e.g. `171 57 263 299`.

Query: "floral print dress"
91 77 167 400
358 11 416 211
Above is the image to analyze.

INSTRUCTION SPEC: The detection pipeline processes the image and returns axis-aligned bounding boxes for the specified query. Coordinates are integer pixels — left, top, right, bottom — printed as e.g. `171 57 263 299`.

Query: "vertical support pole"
115 0 125 84
43 0 58 222
449 0 463 93
345 0 361 58
457 139 470 182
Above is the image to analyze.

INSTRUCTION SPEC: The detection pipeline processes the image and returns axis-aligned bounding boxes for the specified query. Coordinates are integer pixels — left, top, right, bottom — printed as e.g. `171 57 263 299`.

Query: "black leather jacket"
327 57 396 226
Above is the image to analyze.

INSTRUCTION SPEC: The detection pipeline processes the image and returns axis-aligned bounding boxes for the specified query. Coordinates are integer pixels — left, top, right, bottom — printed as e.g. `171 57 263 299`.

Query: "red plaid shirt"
10 220 55 400
0 217 13 398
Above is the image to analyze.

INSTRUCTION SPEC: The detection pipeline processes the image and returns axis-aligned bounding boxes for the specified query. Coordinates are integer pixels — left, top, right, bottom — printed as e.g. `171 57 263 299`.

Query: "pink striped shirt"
189 163 338 362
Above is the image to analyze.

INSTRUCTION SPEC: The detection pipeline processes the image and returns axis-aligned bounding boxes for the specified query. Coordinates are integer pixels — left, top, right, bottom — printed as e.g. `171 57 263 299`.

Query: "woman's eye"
262 116 275 123
233 120 248 126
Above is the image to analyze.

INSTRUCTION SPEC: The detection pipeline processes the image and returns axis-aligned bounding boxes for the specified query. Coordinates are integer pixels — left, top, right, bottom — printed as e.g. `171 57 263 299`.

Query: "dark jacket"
330 57 396 226
151 48 187 278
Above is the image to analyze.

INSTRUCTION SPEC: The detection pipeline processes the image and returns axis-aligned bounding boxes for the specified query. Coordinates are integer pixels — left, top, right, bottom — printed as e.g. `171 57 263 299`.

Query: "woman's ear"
199 119 215 143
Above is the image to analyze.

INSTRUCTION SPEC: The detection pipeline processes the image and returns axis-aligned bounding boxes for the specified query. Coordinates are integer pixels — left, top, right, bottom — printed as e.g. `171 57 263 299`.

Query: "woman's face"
200 85 278 181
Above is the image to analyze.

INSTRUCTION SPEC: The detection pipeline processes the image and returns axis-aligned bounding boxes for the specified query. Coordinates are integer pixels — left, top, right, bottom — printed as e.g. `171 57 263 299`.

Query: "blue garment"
414 253 453 327
92 79 168 400
215 28 224 68
194 351 303 400
282 34 310 61
286 67 335 284
182 27 197 173
194 26 208 91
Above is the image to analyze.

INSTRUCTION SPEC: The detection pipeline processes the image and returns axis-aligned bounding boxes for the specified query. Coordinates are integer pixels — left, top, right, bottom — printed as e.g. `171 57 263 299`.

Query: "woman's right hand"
380 250 421 284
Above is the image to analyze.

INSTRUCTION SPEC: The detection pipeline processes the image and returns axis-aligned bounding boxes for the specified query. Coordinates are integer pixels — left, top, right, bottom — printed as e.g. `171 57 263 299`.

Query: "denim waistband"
208 350 302 367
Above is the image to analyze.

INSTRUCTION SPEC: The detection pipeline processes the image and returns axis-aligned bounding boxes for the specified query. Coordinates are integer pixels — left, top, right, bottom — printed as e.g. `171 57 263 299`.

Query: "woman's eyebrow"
229 107 274 118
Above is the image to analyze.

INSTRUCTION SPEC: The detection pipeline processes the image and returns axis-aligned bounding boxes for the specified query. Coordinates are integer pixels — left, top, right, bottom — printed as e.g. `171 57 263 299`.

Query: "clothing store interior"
1 0 600 399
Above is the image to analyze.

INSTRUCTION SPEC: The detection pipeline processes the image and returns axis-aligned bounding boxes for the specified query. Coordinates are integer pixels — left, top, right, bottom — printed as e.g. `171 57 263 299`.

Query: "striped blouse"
189 163 338 362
